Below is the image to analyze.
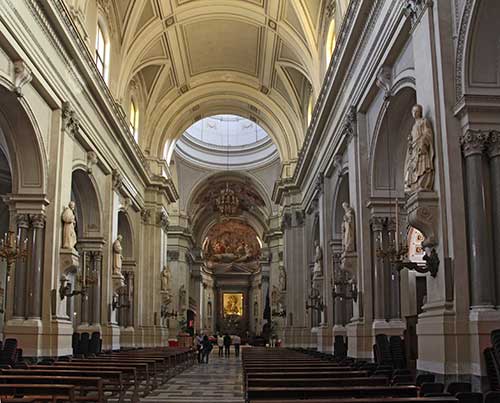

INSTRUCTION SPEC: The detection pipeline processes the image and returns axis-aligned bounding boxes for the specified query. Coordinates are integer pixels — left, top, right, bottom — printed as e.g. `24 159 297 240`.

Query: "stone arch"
71 169 102 238
456 0 500 100
117 210 135 259
369 86 417 197
0 85 47 195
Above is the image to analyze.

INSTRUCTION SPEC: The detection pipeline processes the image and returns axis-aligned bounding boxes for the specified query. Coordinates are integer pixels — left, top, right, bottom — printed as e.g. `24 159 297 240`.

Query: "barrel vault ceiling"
107 0 326 165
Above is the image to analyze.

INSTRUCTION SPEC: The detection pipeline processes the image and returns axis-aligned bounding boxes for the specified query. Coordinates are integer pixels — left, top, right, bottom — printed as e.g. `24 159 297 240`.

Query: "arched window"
129 99 139 141
95 22 110 82
326 19 337 66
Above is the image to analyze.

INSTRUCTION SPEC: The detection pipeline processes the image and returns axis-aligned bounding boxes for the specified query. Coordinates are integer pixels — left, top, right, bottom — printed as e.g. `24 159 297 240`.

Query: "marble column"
371 217 386 320
332 253 345 327
13 214 29 319
387 218 401 319
91 252 102 325
80 251 89 325
27 214 45 319
460 130 495 309
488 131 500 305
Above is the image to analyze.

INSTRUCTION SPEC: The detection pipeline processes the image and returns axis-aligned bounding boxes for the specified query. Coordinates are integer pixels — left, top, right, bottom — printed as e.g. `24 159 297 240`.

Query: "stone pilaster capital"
488 130 500 158
387 217 397 232
370 216 386 232
140 208 152 224
112 169 123 192
16 214 30 229
157 210 169 231
403 0 434 28
294 209 305 227
30 214 46 229
460 130 489 157
280 212 292 230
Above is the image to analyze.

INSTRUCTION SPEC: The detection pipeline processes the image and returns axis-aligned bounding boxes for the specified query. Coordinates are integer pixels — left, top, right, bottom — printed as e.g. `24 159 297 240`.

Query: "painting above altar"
223 293 244 317
202 220 261 271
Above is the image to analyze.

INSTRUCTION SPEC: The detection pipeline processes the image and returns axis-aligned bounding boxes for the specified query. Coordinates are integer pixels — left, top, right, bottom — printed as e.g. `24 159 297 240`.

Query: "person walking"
233 334 241 357
223 333 231 357
194 333 203 363
217 334 224 357
201 335 212 364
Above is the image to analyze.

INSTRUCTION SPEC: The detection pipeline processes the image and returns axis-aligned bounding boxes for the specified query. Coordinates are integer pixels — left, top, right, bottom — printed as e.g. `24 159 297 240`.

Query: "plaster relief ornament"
313 240 323 279
279 265 287 292
112 235 123 275
61 201 77 250
342 202 356 253
161 265 171 292
404 104 435 193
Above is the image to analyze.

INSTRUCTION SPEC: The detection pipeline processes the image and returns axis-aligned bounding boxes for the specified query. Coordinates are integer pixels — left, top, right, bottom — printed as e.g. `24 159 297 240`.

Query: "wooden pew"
3 369 122 403
0 384 76 402
246 385 420 400
246 371 369 379
247 376 389 388
0 375 103 402
249 398 458 403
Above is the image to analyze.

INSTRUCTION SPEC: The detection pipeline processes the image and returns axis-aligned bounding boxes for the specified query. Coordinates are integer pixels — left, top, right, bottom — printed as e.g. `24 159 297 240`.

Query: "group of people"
194 333 242 364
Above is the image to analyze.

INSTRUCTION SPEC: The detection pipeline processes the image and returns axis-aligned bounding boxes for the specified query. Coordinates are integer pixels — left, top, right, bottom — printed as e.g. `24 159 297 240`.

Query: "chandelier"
215 183 239 216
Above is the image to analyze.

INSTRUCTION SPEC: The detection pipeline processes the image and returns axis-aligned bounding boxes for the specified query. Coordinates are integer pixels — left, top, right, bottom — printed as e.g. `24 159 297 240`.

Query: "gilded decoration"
202 219 261 271
223 293 243 317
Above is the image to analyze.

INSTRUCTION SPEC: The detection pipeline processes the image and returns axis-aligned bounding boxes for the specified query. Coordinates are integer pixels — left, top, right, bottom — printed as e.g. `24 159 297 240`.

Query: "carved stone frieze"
488 130 500 158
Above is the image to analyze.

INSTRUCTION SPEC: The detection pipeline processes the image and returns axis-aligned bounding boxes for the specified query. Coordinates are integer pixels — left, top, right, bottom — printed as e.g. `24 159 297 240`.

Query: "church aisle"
142 353 245 402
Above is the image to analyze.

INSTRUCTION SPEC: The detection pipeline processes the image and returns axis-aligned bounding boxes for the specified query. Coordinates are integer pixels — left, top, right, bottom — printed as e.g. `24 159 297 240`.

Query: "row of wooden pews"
0 346 196 402
242 348 459 403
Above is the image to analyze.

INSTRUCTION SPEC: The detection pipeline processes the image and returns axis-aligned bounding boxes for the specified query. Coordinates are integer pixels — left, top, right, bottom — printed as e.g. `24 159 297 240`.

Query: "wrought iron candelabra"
0 231 28 276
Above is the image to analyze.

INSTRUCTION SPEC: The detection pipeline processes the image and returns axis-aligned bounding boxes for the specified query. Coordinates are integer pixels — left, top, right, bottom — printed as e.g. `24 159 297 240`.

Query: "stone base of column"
76 323 102 334
101 323 120 350
4 318 45 357
346 320 373 359
416 302 456 375
316 326 333 352
372 319 406 339
120 326 136 348
468 309 500 381
140 326 157 347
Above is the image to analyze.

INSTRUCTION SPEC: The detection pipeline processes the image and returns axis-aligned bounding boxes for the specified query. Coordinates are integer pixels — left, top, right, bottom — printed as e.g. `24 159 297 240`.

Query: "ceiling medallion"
215 183 240 216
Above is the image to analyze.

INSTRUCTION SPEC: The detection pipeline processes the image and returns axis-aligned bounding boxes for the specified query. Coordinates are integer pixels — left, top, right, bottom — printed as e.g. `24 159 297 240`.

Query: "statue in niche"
112 235 123 275
279 265 287 292
312 241 323 279
404 104 435 193
61 201 77 250
342 202 356 253
161 265 171 292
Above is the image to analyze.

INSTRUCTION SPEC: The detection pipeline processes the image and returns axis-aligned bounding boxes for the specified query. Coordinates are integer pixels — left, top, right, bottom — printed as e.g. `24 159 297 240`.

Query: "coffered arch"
110 0 326 168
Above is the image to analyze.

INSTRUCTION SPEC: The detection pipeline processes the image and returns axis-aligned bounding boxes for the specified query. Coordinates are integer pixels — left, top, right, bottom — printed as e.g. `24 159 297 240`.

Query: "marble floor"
142 352 245 402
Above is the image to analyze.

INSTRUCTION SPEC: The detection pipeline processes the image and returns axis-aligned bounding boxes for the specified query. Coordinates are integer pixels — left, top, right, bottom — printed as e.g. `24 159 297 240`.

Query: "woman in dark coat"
201 335 213 364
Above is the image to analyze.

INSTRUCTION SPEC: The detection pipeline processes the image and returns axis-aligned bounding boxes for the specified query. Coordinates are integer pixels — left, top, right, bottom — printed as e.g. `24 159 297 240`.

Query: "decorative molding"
167 250 180 261
280 212 292 230
295 210 305 227
455 0 474 102
13 60 32 97
376 66 392 99
158 210 170 231
16 214 30 229
315 172 324 194
111 168 123 192
31 213 46 229
403 0 434 28
369 216 386 232
86 151 98 174
326 1 336 19
61 102 80 136
140 208 152 224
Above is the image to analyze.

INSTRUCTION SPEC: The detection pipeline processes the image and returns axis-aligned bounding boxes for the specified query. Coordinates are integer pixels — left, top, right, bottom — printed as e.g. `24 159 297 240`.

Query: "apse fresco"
223 293 244 317
202 219 261 266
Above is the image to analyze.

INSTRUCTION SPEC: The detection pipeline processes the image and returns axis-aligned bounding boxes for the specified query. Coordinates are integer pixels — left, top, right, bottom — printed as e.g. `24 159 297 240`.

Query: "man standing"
223 333 231 357
233 334 241 357
217 334 224 357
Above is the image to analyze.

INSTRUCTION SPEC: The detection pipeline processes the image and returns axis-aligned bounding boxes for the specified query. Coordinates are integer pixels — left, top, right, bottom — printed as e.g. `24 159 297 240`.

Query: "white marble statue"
278 265 287 292
313 241 323 278
161 265 171 292
404 104 435 193
112 235 123 275
61 201 77 250
342 202 356 253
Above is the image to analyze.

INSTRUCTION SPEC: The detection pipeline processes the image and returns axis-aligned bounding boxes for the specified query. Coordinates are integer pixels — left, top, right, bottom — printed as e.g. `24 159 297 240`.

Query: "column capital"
370 216 386 232
488 130 500 158
460 129 489 157
30 214 46 229
16 214 30 229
